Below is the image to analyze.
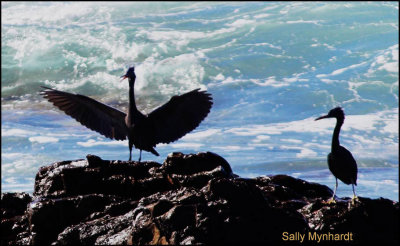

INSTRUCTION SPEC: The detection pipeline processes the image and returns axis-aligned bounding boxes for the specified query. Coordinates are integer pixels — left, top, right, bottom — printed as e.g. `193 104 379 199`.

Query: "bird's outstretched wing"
147 89 213 145
40 86 128 140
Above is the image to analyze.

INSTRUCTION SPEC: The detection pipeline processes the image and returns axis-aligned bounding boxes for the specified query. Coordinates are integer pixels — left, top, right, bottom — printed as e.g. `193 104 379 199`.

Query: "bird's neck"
332 117 344 150
127 78 140 124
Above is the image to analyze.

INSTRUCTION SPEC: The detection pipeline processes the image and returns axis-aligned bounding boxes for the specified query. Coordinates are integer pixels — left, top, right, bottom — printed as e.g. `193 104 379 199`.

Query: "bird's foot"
351 195 359 205
323 197 336 204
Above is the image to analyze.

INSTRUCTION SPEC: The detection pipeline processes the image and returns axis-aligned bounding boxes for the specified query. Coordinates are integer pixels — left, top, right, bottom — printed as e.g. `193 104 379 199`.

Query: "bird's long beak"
120 75 128 82
315 114 329 121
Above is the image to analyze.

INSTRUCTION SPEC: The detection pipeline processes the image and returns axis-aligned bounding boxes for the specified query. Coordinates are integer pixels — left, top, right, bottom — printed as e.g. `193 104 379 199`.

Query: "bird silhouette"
315 107 358 203
41 66 213 162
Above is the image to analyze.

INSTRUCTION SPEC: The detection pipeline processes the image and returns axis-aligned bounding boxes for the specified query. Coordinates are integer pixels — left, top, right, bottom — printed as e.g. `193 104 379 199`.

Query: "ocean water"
1 2 398 201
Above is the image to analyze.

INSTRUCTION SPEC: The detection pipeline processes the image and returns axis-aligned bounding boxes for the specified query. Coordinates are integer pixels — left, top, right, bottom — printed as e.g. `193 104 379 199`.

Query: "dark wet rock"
161 151 233 176
300 197 399 244
1 152 398 245
33 157 161 198
1 193 32 245
1 193 32 219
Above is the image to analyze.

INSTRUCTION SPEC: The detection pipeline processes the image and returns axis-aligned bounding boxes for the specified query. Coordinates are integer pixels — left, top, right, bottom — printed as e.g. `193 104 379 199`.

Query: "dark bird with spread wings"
41 66 213 161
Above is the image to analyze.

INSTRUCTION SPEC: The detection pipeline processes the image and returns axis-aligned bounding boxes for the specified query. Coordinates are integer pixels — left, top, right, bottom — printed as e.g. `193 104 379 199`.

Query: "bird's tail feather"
150 148 159 156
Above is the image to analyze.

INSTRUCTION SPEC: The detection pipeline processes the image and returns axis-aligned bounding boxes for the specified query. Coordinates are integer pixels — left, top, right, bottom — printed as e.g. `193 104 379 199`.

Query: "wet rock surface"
1 152 398 245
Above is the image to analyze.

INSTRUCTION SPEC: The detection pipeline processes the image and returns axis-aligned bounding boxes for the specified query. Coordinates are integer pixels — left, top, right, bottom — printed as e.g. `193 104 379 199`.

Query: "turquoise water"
1 2 398 200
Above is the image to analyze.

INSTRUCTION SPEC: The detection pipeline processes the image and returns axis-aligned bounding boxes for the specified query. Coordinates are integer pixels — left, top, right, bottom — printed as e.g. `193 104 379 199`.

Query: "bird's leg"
138 150 142 163
327 178 338 204
351 183 358 205
129 141 133 162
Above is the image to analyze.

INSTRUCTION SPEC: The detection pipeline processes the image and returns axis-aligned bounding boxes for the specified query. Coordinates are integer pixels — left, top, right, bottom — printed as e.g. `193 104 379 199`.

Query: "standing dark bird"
315 107 358 203
41 66 213 162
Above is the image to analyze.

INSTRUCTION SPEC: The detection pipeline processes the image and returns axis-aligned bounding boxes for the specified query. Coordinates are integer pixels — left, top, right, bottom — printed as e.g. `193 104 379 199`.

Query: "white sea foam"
281 139 303 144
286 19 322 25
223 108 398 160
136 27 236 49
29 136 59 144
317 61 368 78
1 154 48 177
358 179 399 191
213 73 225 81
378 62 398 73
213 145 255 151
366 44 399 76
310 42 335 50
77 139 128 147
226 117 331 136
181 129 221 141
2 2 96 26
254 13 270 19
226 19 256 27
134 53 206 102
2 128 33 137
1 153 22 159
210 74 308 88
242 42 282 50
296 148 318 158
1 182 35 192
252 135 271 143
170 142 204 149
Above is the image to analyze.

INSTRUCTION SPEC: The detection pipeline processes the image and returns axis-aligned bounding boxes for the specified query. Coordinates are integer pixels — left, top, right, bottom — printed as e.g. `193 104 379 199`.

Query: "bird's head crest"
328 107 345 119
121 66 136 81
315 106 345 121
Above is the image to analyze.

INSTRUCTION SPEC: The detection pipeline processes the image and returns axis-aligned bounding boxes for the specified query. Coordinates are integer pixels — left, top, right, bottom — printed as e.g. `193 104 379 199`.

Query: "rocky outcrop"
1 193 32 245
1 152 398 245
